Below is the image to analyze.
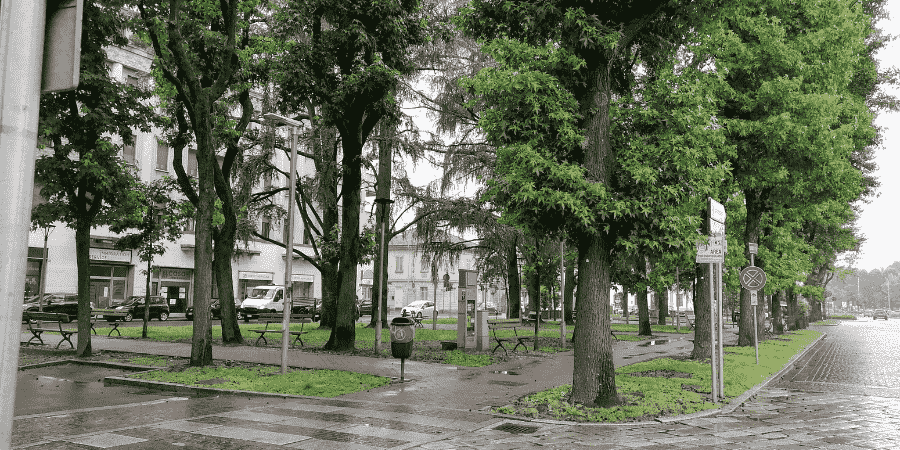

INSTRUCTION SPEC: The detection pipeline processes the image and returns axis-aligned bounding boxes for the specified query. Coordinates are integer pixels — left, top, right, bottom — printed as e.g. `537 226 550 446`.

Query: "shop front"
88 247 133 308
238 271 274 301
291 273 315 301
154 267 193 314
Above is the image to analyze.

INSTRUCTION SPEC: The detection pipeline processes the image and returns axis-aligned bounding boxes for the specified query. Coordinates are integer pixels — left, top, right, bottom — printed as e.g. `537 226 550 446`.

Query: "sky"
856 0 900 271
407 2 900 272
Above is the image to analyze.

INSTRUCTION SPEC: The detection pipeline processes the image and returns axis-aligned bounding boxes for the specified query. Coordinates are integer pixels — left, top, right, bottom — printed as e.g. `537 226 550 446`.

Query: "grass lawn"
129 365 390 397
496 329 821 422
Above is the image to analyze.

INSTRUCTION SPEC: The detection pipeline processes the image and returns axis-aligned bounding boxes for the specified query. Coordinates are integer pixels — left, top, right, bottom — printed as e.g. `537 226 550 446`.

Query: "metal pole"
38 227 52 314
280 126 298 374
751 254 758 365
709 262 717 403
717 262 725 398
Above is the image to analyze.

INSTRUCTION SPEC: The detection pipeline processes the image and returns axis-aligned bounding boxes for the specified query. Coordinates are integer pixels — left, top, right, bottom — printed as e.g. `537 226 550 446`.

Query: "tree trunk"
74 221 93 357
571 232 618 407
739 192 762 346
506 238 522 319
213 234 242 343
621 286 629 324
570 63 618 407
691 263 713 360
637 286 651 336
369 121 393 329
657 288 668 325
773 290 785 334
563 259 576 325
324 133 365 351
190 115 215 367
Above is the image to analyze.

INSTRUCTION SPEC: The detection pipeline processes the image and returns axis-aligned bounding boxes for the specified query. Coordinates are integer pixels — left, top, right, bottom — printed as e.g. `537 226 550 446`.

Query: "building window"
182 218 195 233
188 150 198 177
123 143 135 164
156 141 168 171
420 286 428 302
420 261 429 273
261 220 270 239
302 227 313 245
395 256 404 273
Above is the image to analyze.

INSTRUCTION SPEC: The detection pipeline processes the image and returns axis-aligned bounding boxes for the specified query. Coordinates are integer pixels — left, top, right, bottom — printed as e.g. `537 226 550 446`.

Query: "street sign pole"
709 260 717 403
717 261 725 397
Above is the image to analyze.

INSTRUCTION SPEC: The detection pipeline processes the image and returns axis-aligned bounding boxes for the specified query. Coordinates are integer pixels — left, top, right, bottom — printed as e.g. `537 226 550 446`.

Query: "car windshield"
406 301 427 308
247 288 276 299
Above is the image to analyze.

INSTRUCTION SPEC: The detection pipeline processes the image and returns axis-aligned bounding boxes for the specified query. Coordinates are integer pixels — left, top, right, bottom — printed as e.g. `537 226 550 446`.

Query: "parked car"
109 295 170 322
357 299 373 316
400 300 438 319
873 309 889 320
22 293 84 322
186 299 243 321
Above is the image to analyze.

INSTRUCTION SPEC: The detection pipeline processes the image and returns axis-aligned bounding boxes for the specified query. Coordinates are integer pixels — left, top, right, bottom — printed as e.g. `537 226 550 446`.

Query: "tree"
32 0 157 357
273 0 428 350
457 0 723 407
135 0 266 364
710 0 876 346
111 178 193 337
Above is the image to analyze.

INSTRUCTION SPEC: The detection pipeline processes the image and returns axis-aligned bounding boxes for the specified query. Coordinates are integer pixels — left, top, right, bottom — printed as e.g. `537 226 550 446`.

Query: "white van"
238 285 320 321
238 285 285 320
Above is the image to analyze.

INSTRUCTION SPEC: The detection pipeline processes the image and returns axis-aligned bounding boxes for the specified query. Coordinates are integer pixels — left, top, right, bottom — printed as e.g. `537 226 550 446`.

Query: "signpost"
741 244 766 365
699 198 727 401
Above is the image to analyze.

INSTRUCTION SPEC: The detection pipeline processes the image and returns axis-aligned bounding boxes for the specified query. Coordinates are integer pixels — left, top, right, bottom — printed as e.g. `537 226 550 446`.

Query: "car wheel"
236 311 245 321
159 312 168 321
124 313 133 322
417 312 423 319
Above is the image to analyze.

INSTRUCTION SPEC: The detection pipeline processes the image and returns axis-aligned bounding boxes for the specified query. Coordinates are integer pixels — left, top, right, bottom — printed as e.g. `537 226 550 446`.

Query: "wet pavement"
14 319 900 448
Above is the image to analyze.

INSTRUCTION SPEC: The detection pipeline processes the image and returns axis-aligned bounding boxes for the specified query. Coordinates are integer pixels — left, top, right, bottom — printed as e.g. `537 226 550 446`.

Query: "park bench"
22 311 79 349
673 312 695 330
400 310 425 328
487 319 537 355
91 309 130 336
250 313 313 348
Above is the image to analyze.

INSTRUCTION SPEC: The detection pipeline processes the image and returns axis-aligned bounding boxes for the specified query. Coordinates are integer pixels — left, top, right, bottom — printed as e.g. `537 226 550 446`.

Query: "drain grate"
493 423 539 434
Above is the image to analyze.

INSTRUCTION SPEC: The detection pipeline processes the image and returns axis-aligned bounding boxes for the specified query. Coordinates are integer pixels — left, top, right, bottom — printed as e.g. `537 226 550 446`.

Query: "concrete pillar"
475 309 488 351
1 1 48 445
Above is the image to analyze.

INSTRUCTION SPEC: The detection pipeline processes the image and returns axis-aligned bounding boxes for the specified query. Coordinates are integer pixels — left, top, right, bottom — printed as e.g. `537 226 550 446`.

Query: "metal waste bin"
390 317 415 359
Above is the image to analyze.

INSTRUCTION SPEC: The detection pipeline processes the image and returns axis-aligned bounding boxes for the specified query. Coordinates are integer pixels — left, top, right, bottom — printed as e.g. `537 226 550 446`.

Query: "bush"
830 314 856 320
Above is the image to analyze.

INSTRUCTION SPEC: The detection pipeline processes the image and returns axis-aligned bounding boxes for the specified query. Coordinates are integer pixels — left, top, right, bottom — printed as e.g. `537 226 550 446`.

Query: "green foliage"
505 330 821 422
830 314 857 320
131 365 390 397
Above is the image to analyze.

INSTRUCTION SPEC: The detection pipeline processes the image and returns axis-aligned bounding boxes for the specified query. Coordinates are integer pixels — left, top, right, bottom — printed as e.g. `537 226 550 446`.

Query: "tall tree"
135 0 264 364
273 0 428 350
710 0 876 346
32 0 157 357
457 0 723 406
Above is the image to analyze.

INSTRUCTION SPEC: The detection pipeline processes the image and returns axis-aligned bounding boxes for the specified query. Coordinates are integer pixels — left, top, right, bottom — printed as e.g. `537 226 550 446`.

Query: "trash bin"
390 317 415 359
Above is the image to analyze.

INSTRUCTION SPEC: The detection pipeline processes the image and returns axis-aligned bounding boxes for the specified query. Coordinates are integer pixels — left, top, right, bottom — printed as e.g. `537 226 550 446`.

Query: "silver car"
400 301 438 319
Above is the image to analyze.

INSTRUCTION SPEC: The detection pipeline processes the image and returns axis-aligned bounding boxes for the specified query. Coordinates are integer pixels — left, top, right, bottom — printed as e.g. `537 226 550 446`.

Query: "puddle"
637 340 669 347
492 371 520 375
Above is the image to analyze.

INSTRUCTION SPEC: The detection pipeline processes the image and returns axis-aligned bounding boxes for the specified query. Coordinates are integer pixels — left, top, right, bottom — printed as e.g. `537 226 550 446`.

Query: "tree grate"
493 423 539 434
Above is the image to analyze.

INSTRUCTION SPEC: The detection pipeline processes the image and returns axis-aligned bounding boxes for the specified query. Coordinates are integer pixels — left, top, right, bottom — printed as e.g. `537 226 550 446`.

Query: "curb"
717 331 827 415
18 358 167 372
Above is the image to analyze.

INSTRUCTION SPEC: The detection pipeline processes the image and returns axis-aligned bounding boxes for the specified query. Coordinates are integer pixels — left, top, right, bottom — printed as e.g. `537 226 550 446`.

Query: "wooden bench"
488 319 536 355
673 312 694 330
250 313 313 348
22 312 79 349
91 309 129 336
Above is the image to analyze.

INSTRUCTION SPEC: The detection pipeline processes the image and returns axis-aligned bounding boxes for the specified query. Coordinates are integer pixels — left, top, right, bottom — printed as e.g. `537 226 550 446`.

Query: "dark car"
873 309 889 320
110 295 170 322
357 299 373 316
23 293 85 322
186 299 243 321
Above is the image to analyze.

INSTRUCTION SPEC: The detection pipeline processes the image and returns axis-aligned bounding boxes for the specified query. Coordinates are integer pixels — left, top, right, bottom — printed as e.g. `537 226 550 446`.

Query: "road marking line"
14 397 190 420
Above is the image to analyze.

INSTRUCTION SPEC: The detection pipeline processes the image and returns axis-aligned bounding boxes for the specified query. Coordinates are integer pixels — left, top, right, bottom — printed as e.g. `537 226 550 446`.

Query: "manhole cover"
493 423 539 434
488 380 528 387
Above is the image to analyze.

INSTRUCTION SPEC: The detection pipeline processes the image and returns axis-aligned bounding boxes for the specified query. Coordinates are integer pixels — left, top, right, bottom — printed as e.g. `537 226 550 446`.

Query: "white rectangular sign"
710 220 725 236
710 198 726 224
750 290 758 306
696 237 724 263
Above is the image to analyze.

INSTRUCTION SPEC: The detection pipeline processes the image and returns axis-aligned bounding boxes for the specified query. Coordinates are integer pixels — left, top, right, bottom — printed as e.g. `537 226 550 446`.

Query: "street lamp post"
263 113 302 375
